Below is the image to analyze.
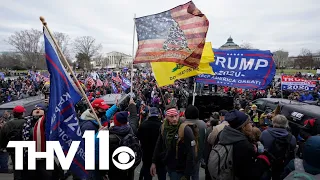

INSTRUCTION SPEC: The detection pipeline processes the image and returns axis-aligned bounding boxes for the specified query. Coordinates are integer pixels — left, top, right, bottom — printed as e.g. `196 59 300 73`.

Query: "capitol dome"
219 36 240 50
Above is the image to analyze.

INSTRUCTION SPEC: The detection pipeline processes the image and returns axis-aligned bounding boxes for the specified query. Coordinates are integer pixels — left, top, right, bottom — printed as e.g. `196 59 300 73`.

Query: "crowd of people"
0 69 319 180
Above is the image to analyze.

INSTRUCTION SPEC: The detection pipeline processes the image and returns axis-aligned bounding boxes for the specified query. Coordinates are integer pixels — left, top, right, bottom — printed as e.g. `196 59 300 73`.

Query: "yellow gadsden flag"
151 42 215 87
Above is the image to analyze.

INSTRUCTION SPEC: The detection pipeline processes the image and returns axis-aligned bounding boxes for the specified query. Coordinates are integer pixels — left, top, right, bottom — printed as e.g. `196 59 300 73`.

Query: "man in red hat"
0 105 26 180
79 98 118 133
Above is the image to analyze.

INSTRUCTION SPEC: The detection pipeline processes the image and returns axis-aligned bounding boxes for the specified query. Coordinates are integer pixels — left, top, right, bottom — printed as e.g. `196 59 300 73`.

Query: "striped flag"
134 1 209 68
96 79 103 87
85 77 95 86
112 72 122 83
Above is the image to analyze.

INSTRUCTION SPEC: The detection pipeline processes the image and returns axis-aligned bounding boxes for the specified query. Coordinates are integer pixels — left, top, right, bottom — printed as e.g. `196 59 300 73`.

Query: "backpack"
283 158 320 180
267 133 293 165
161 122 199 159
115 132 142 169
208 143 235 180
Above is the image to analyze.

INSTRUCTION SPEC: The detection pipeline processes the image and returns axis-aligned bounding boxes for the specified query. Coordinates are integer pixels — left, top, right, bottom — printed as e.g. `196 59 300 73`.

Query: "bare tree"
240 42 254 49
272 50 289 68
53 32 71 64
295 48 313 69
73 36 102 67
7 29 42 69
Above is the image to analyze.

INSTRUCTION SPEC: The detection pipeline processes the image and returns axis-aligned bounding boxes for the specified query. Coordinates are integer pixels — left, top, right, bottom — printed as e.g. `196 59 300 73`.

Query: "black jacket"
152 122 196 176
137 116 162 165
219 126 269 180
0 118 25 151
107 103 139 180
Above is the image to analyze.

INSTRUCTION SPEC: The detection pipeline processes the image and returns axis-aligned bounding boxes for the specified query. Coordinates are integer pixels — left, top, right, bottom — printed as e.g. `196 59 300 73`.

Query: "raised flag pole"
130 14 136 95
40 16 102 128
192 81 196 105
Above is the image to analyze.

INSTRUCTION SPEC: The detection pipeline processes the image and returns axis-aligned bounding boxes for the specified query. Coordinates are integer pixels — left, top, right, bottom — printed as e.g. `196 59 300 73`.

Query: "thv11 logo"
7 130 135 170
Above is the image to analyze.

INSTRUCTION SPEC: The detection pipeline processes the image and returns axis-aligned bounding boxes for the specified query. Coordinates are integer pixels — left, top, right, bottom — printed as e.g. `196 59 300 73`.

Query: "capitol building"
219 36 240 50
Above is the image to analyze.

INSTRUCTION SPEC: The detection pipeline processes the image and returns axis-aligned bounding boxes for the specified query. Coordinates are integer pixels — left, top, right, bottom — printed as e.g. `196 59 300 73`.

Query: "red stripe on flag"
45 54 69 88
185 32 207 39
60 103 72 115
170 2 189 13
180 21 209 30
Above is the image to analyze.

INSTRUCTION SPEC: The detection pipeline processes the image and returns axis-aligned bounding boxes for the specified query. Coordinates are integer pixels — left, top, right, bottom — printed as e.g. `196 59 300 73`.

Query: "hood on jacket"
304 136 320 169
219 126 248 145
267 127 289 138
147 116 161 122
110 124 133 136
80 109 96 121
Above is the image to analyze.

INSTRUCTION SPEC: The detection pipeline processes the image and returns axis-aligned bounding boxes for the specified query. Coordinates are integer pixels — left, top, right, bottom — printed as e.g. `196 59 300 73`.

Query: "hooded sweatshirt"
260 127 296 152
79 104 118 133
219 126 270 180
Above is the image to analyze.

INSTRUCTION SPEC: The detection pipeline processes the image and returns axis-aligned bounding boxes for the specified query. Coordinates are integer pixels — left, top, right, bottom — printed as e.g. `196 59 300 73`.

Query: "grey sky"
0 0 319 58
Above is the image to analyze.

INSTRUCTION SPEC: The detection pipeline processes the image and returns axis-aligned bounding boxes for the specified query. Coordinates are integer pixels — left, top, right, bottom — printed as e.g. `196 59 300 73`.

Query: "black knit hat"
185 105 199 119
225 110 250 129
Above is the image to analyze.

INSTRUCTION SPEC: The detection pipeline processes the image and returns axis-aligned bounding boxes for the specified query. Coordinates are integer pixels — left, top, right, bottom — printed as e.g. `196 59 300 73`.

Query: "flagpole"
192 81 196 105
130 14 136 95
40 16 102 128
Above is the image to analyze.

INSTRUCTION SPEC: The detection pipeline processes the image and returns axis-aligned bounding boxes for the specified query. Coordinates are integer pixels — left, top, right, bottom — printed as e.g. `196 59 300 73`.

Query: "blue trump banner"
196 49 276 89
44 28 88 178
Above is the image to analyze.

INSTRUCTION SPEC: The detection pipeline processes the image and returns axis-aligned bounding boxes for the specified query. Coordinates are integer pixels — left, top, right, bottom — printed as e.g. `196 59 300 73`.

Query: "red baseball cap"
91 99 110 110
13 105 26 113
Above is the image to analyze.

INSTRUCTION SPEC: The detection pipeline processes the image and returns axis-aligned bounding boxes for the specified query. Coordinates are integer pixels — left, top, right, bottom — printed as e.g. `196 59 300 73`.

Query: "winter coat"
137 116 162 165
281 136 320 178
207 121 229 146
219 126 270 180
185 118 206 162
260 127 296 152
79 104 118 133
0 118 25 151
93 103 139 180
152 122 196 176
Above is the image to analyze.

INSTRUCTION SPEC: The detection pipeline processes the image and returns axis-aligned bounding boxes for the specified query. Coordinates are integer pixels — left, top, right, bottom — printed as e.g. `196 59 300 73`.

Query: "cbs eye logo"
112 146 135 170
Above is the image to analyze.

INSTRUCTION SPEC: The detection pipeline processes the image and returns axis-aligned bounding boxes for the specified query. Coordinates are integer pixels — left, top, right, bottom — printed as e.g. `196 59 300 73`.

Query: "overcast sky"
0 0 319 58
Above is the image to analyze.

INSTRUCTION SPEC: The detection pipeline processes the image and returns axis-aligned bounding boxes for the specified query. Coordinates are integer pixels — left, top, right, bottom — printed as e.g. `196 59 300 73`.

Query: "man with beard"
151 106 196 180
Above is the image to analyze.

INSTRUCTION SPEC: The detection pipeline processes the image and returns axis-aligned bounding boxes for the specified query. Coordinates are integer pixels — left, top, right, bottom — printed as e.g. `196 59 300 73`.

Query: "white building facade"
105 51 132 69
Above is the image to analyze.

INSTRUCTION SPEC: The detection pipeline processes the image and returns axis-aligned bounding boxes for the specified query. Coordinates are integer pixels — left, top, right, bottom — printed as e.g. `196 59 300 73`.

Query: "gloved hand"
180 175 190 180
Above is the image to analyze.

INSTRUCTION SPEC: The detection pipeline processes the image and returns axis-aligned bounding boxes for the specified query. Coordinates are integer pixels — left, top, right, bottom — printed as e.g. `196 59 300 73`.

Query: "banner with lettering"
281 75 316 91
196 49 276 89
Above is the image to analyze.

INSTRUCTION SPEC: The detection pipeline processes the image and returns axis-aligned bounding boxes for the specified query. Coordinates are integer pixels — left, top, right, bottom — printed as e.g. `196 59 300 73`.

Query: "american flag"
85 77 95 86
134 1 209 68
112 72 122 83
96 79 103 87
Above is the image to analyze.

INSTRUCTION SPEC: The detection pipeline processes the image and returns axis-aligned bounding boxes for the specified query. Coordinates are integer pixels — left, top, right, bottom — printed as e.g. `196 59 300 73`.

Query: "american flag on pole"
112 72 122 83
134 1 209 68
85 77 95 86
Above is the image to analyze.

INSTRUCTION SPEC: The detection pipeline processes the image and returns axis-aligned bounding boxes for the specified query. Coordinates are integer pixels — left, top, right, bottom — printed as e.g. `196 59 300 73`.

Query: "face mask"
98 111 106 118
